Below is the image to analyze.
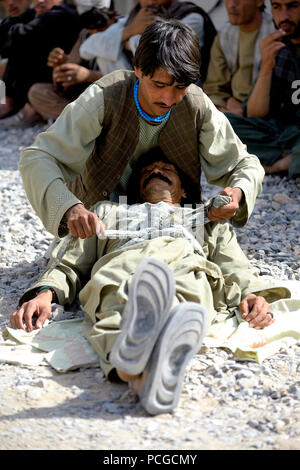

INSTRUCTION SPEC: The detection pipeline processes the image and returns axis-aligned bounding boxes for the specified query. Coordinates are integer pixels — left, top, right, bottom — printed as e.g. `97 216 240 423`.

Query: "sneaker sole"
110 257 175 375
140 302 207 415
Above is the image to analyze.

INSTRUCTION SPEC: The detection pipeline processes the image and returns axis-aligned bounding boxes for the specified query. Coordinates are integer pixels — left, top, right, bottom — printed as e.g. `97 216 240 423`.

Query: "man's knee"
28 82 67 120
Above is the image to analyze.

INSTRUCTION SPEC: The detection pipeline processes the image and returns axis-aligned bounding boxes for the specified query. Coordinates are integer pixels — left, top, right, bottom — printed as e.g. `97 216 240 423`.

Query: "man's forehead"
271 0 300 6
149 67 187 87
142 160 176 170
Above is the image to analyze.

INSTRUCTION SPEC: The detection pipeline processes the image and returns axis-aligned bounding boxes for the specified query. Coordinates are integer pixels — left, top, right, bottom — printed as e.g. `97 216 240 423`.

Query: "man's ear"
134 66 142 80
181 189 187 199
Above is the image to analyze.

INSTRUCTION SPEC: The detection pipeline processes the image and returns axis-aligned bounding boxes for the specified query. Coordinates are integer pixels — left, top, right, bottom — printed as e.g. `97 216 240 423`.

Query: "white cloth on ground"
1 280 300 372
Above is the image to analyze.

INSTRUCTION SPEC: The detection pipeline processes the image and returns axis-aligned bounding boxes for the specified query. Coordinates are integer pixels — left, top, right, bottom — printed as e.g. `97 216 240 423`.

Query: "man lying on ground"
10 149 282 415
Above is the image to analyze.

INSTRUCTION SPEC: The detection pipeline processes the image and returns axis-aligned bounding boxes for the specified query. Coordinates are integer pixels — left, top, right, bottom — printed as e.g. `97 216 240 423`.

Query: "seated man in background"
227 0 300 177
0 0 31 78
27 7 116 124
79 0 216 84
0 0 80 125
203 0 274 116
10 149 279 415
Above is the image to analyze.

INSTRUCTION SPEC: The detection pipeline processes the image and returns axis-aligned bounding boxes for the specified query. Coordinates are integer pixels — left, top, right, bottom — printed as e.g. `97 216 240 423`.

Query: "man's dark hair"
133 19 201 86
79 7 116 30
127 147 201 206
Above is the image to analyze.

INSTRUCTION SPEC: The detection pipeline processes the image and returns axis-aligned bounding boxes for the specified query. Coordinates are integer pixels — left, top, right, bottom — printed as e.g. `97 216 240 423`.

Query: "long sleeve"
0 8 36 57
18 202 114 307
79 17 132 75
0 16 18 57
4 6 79 53
203 34 233 108
127 12 205 56
19 233 99 307
80 12 205 75
182 12 204 47
19 83 105 237
199 93 265 226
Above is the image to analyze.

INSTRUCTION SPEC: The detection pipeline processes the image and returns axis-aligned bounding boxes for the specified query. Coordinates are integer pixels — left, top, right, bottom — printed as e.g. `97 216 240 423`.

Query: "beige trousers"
28 83 71 120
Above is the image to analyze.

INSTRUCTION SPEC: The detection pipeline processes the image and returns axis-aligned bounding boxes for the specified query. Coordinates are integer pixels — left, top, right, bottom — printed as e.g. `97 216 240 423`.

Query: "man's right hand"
122 7 156 43
65 204 106 239
47 47 69 68
10 290 53 332
259 30 287 72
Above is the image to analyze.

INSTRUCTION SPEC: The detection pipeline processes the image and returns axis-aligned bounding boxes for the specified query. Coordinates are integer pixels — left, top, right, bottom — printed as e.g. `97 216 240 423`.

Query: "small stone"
26 389 42 400
272 194 293 204
204 365 223 377
235 369 254 380
271 391 282 400
271 201 281 211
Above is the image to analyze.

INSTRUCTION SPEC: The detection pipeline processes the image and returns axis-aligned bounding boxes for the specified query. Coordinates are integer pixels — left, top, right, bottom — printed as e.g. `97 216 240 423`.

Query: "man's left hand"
239 293 274 329
208 187 242 221
53 63 91 88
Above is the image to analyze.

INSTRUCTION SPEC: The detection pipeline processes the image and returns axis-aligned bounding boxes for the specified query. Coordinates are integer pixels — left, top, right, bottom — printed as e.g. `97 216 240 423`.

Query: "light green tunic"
21 202 290 377
203 30 259 108
19 82 264 237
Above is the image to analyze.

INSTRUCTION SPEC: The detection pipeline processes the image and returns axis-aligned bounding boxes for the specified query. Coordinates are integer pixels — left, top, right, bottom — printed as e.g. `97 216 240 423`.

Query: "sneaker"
140 302 208 415
110 257 175 376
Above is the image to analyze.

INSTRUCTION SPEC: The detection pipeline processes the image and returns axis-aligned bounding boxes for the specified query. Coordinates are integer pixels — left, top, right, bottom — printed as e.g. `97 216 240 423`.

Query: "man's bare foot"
263 153 292 174
0 103 44 128
0 97 15 119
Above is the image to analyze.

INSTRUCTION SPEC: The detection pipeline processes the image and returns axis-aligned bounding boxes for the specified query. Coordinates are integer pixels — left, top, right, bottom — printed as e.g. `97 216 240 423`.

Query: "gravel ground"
0 124 299 451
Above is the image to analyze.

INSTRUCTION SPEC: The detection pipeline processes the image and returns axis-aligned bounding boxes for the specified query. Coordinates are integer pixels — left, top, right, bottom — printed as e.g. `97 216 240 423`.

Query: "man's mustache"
154 102 176 109
279 20 296 27
143 172 172 188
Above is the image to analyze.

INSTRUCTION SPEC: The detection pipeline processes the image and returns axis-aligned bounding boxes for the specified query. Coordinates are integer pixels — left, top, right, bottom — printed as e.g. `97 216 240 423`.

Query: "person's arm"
10 288 54 332
10 202 112 331
206 223 275 329
18 83 105 237
121 7 155 46
199 93 264 226
79 18 133 73
47 47 69 68
0 8 35 56
4 6 78 52
79 17 127 62
53 63 102 88
203 35 233 109
181 12 205 48
10 221 104 331
239 294 274 329
247 30 286 118
0 16 17 56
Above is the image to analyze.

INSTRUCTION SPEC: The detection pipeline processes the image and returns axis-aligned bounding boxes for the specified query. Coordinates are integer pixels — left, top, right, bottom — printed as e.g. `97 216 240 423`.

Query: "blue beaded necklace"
134 79 171 124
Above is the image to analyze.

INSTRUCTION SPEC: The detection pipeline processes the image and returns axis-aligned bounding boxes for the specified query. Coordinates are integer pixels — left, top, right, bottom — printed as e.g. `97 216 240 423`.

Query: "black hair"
133 18 201 86
79 7 116 30
127 147 201 206
259 3 266 12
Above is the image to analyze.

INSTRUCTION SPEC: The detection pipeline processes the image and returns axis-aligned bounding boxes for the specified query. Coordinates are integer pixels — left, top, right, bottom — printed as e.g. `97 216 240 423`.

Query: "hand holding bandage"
66 203 106 239
207 187 243 222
